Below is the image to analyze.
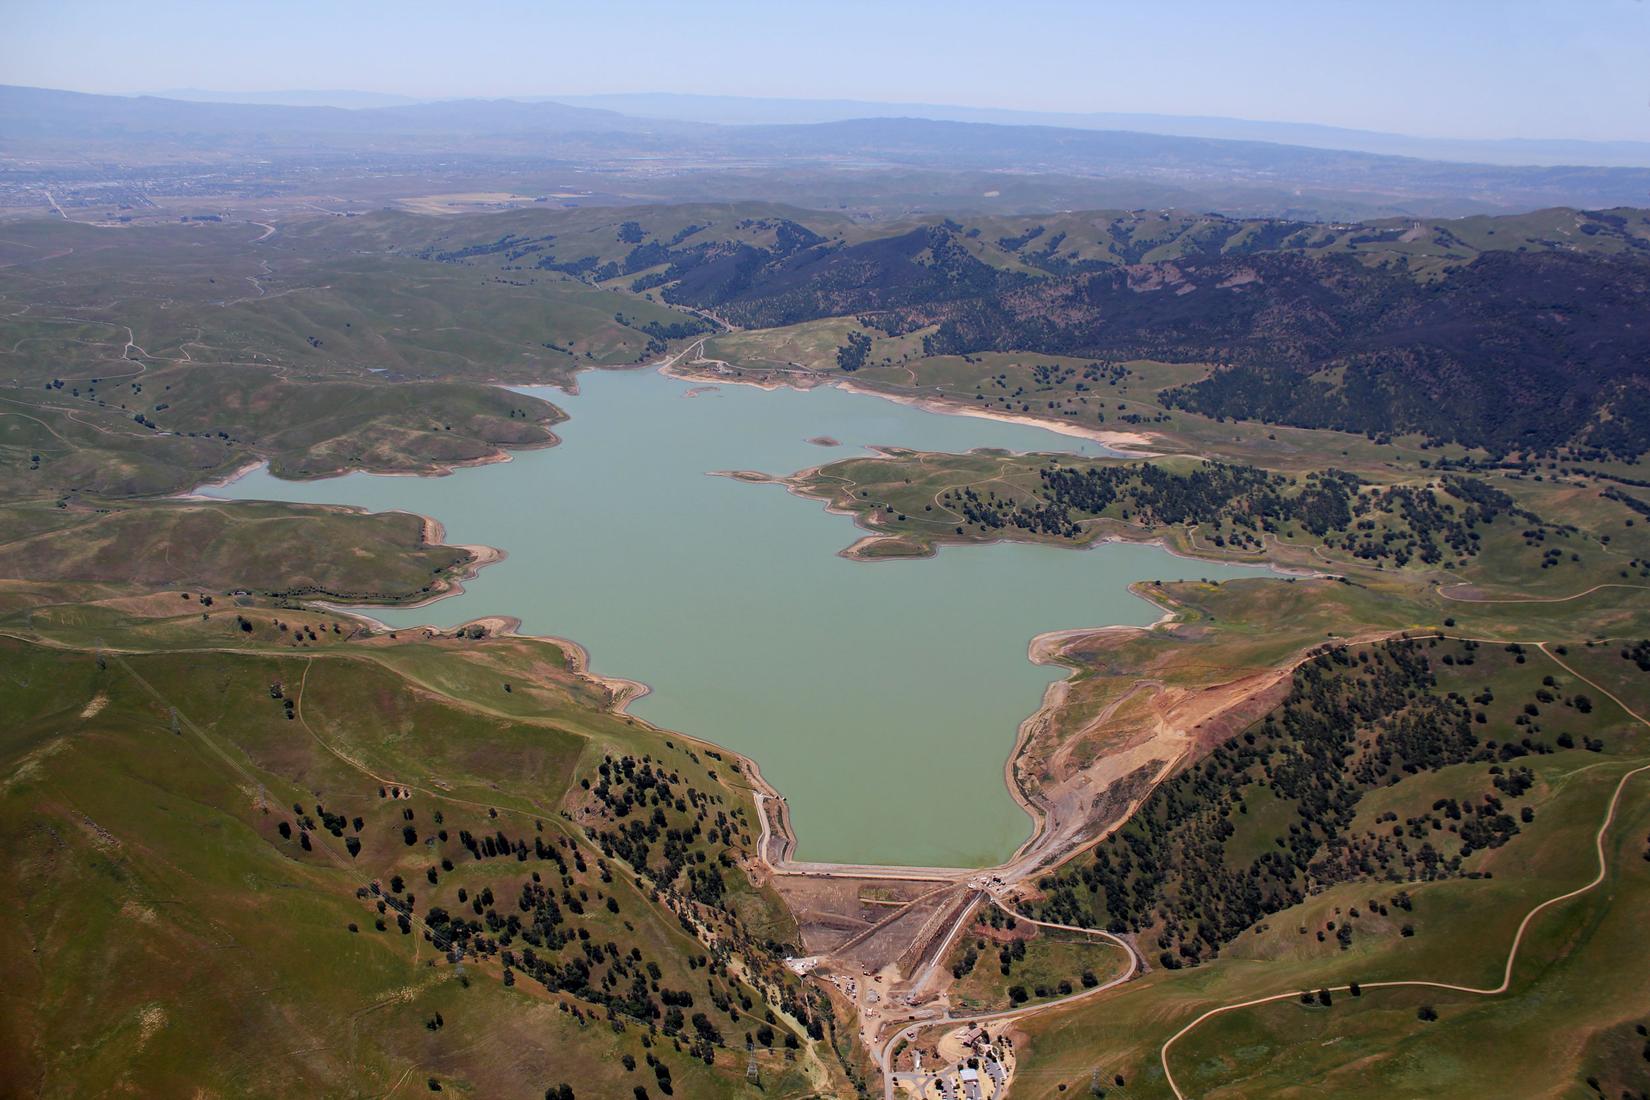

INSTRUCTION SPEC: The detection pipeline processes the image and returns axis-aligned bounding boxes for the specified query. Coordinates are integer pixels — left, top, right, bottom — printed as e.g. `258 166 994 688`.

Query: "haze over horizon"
5 0 1648 144
8 4 1650 1098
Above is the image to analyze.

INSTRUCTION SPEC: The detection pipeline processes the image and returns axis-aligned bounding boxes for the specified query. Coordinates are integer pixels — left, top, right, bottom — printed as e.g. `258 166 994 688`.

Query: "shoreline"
835 377 1161 455
171 405 567 502
999 591 1181 873
661 350 1164 456
182 347 1309 884
772 457 1326 581
170 458 267 501
708 456 1316 880
188 463 516 615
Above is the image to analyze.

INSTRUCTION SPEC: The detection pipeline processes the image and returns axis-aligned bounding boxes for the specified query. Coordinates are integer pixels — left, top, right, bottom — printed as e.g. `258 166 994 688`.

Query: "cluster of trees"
836 330 872 372
421 231 555 265
933 250 1650 457
591 216 1650 457
608 311 715 358
935 460 1543 566
1326 476 1538 566
412 209 1650 456
1029 361 1130 389
1621 640 1650 672
275 772 725 1037
964 362 1134 423
1030 637 1546 968
664 224 1002 329
242 670 826 1094
333 792 770 1058
1606 488 1650 520
997 225 1046 251
583 754 743 907
414 213 1650 455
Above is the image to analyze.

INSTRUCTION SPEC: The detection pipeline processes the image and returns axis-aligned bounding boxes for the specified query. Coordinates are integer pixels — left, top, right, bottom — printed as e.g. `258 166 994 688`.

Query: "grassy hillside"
0 216 711 502
388 202 1648 457
0 498 478 601
1029 636 1636 961
1009 744 1649 1098
944 915 1129 1014
11 203 1650 494
0 613 850 1098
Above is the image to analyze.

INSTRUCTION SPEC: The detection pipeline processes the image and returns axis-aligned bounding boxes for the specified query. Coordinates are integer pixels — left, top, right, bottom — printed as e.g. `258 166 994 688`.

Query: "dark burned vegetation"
1029 636 1596 969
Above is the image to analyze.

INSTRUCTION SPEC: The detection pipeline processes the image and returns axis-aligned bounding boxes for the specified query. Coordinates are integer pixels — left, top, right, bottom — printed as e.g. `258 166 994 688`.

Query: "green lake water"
207 369 1268 867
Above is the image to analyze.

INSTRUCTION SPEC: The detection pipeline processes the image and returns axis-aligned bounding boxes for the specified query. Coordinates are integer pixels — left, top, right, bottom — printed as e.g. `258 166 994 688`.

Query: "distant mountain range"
149 88 426 110
550 93 1650 169
5 85 1648 218
136 88 1650 168
0 84 691 139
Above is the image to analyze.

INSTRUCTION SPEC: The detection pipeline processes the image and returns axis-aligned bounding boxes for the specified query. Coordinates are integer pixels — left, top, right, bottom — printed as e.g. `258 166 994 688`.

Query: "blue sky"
3 0 1646 140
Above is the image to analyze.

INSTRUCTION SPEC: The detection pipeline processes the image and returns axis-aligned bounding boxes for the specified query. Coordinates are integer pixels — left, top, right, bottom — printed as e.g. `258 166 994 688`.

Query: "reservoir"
207 368 1267 867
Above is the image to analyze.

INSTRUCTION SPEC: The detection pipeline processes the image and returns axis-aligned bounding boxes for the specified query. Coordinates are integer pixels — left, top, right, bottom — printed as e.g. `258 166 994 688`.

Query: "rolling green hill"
5 201 1650 1098
0 616 851 1098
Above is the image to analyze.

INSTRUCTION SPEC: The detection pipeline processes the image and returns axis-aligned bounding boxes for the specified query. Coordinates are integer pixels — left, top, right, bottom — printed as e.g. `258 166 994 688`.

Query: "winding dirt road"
1436 580 1650 604
1157 639 1650 1099
878 897 1142 1098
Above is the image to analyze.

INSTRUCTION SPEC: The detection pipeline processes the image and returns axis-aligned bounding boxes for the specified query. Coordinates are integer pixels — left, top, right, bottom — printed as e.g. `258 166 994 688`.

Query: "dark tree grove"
1030 637 1550 967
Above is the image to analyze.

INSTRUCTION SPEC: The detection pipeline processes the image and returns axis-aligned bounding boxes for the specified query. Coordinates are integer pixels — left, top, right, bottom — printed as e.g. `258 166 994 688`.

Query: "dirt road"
1157 639 1650 1099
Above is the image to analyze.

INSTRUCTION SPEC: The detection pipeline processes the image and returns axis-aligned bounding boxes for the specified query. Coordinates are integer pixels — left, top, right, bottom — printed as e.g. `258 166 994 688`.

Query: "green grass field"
0 498 475 600
1011 750 1649 1098
0 213 723 504
0 606 849 1097
945 918 1129 1014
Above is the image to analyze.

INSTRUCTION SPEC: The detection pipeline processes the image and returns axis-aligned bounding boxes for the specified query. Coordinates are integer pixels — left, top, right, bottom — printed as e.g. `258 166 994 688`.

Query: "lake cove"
208 368 1269 868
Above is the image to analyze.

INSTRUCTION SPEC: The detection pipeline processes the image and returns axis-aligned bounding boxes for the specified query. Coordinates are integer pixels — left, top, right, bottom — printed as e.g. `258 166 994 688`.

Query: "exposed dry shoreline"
171 458 267 500
1000 599 1178 873
835 378 1161 455
662 347 1163 456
